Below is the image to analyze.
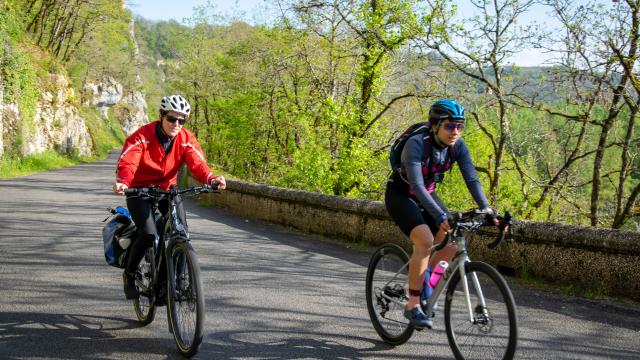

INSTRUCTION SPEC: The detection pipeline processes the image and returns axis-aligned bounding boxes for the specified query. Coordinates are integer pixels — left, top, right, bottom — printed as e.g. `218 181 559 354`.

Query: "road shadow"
183 196 373 268
0 311 184 359
197 328 450 360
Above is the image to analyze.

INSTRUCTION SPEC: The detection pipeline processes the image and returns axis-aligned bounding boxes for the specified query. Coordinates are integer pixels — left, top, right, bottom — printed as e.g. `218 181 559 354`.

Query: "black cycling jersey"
155 122 175 154
391 135 489 225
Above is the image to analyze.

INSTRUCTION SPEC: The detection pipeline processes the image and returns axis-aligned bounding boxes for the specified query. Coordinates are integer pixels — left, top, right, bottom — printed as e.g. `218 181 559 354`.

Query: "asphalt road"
1 152 639 359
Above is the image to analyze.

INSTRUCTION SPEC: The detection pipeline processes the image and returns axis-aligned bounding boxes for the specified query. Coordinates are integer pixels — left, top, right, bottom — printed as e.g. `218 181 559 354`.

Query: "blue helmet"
428 99 465 126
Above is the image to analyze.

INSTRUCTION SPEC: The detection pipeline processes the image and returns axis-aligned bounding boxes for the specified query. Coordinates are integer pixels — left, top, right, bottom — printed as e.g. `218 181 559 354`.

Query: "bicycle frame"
128 188 192 303
125 184 215 357
424 230 486 324
151 193 191 300
378 226 485 325
367 209 517 357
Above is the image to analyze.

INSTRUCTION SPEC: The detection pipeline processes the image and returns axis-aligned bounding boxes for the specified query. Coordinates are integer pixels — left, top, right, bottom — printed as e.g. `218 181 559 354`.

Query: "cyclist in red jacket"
113 94 226 299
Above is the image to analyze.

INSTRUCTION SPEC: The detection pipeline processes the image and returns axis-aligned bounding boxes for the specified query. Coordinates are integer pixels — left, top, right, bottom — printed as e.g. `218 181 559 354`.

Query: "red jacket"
116 121 216 189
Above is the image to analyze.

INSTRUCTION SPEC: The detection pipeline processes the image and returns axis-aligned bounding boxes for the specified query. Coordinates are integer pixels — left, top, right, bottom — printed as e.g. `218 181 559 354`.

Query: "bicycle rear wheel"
444 261 518 360
167 241 204 357
365 243 414 345
133 248 156 325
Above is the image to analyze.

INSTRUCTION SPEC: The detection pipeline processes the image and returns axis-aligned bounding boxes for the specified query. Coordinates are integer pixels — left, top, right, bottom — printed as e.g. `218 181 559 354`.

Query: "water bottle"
428 260 449 288
421 265 432 304
118 237 131 249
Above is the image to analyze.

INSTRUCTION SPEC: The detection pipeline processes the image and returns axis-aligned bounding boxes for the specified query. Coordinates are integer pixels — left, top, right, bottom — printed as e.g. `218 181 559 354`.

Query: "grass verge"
0 150 98 178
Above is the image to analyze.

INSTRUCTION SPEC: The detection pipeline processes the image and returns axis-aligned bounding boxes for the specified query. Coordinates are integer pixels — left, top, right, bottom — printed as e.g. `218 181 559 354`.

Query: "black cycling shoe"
155 286 167 307
404 306 433 329
123 271 139 299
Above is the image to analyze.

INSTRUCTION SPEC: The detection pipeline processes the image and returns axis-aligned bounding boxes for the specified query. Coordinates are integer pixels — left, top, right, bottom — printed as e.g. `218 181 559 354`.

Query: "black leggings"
384 181 448 238
124 194 187 274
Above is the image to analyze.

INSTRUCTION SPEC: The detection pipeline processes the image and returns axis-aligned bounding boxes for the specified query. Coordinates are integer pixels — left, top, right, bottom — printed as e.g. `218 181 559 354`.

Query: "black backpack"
389 122 458 186
389 122 432 173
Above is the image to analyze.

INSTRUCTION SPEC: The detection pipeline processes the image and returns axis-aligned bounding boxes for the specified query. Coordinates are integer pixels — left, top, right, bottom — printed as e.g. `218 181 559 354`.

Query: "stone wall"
0 73 3 158
191 177 640 301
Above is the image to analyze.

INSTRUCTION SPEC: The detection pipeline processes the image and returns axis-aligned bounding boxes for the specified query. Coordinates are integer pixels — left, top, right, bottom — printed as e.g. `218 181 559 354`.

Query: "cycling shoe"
404 306 433 329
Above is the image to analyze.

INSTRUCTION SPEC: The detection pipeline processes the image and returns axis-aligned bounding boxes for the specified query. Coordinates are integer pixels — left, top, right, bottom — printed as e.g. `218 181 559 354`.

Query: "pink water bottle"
428 261 449 288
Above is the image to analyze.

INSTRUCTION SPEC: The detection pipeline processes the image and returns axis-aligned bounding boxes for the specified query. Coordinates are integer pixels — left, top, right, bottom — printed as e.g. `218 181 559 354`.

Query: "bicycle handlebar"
434 209 514 252
124 183 220 198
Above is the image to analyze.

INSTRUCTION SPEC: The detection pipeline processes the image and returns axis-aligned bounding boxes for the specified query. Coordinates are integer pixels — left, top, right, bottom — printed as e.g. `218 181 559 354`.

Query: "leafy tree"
420 0 539 206
535 0 640 227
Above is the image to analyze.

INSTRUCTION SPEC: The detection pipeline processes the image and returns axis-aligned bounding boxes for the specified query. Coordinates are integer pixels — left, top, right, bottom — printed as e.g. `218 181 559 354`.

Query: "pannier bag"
102 206 136 268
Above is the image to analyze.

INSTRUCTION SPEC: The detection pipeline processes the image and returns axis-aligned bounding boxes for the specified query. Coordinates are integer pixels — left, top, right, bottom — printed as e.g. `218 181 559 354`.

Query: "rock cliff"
1 17 149 159
83 76 148 136
23 74 92 156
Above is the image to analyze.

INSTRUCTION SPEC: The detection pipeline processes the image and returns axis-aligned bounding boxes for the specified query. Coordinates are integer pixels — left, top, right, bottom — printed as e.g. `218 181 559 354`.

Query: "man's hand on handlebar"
481 207 501 227
211 175 226 191
113 182 128 195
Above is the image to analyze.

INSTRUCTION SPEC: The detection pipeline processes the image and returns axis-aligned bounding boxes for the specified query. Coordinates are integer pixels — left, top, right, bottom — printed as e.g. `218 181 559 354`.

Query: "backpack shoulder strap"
423 134 432 166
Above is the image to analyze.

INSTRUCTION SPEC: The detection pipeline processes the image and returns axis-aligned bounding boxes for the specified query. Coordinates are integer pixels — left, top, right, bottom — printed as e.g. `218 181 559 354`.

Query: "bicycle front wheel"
444 261 518 360
167 241 205 357
365 243 414 345
133 248 156 325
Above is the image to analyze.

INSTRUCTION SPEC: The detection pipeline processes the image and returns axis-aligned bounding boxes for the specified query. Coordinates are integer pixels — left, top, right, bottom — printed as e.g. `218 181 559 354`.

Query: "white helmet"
160 95 191 117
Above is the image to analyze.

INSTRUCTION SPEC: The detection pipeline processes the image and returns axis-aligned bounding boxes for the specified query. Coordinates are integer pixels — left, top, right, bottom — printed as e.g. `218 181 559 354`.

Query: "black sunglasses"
166 115 186 125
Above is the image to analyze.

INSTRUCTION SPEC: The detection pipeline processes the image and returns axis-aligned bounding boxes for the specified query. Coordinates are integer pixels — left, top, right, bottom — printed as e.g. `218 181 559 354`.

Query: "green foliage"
80 106 126 157
0 2 39 150
65 2 136 89
0 150 77 178
0 0 134 163
4 0 637 229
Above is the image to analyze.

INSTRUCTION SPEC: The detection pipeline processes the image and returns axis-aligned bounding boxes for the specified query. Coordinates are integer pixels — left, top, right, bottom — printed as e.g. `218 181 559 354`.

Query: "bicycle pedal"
413 323 433 331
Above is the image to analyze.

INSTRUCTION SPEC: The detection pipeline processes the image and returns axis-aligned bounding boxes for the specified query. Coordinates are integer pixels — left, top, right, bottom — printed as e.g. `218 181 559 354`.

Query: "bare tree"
538 0 639 227
421 0 538 205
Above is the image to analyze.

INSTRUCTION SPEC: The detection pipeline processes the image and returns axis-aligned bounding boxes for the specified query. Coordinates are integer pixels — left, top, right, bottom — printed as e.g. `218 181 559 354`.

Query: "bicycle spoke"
168 242 204 356
133 249 156 325
366 244 414 345
445 262 517 360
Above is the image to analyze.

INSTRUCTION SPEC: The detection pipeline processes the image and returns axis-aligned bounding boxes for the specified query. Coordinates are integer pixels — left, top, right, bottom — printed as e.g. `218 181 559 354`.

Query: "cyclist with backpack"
112 94 226 300
385 99 498 328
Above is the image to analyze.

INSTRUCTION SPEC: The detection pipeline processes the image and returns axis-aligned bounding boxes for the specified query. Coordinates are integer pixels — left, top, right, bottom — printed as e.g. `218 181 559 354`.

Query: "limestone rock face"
83 75 149 135
23 74 91 156
1 103 20 158
83 76 124 118
118 90 149 135
0 80 4 158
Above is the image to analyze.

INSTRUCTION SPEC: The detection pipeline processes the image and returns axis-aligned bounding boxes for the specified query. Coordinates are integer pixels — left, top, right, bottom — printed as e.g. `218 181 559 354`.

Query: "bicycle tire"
167 240 205 357
365 243 414 345
133 248 156 325
444 261 518 360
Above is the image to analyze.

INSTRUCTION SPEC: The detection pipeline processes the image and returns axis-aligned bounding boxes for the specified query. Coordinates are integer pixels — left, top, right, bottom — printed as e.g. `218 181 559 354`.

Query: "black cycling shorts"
385 181 448 237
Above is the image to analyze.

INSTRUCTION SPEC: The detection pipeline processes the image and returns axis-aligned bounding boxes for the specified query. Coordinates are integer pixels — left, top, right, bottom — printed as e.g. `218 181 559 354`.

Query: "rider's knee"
409 226 434 254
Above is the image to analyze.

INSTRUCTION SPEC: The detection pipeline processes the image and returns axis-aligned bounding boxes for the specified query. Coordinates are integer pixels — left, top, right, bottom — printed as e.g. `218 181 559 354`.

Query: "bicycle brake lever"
487 211 513 249
506 223 514 242
487 227 505 250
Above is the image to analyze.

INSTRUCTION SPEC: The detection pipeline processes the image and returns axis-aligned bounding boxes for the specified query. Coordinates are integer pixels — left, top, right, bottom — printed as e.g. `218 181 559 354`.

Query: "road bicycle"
124 184 217 357
366 209 517 360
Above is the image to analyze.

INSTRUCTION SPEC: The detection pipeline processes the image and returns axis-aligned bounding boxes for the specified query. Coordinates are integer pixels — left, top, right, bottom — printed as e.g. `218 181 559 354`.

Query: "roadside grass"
0 150 98 178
